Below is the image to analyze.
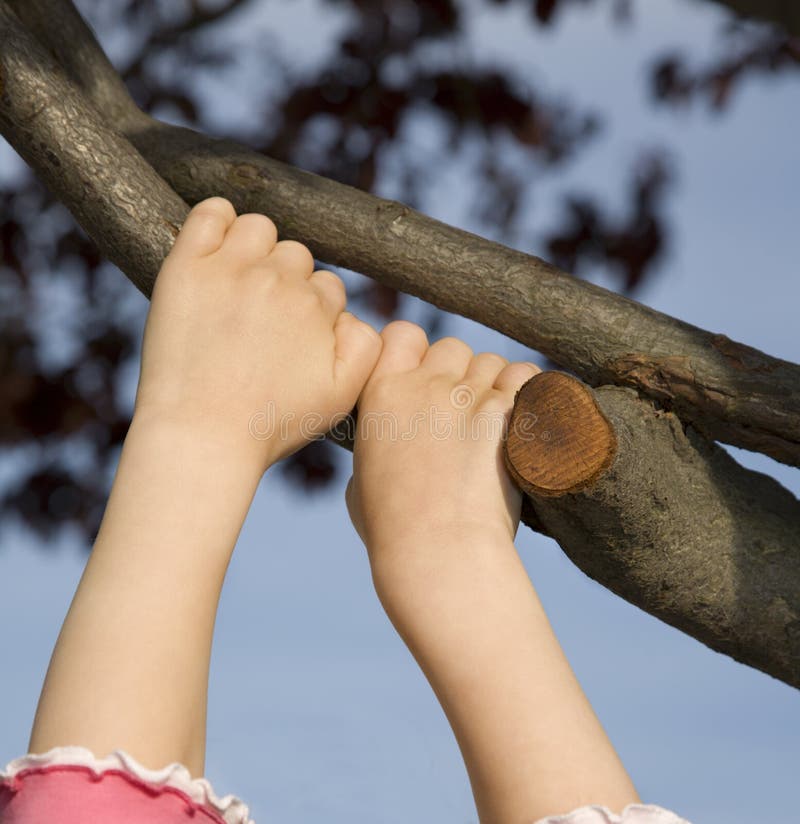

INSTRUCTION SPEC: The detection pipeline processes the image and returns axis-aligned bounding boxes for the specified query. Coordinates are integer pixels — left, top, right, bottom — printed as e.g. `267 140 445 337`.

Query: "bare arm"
29 196 381 777
28 417 261 775
373 528 638 823
347 323 639 823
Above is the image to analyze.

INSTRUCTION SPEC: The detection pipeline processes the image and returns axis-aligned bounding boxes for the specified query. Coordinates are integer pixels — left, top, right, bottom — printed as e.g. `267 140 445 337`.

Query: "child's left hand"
134 197 382 470
28 197 382 774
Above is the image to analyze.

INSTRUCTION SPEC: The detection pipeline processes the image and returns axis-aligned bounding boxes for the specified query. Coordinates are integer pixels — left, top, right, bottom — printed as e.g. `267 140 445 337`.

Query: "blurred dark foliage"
652 27 799 110
0 0 797 546
546 153 671 292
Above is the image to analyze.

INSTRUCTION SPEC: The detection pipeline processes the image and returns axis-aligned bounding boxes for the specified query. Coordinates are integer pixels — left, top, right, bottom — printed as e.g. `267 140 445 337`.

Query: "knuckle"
367 377 395 406
438 336 472 356
385 319 415 334
480 391 511 415
276 239 314 263
431 372 457 395
505 362 538 384
188 210 225 230
277 238 307 253
245 262 280 286
476 352 507 367
355 317 380 339
237 212 276 233
384 319 425 341
299 283 323 309
194 196 235 216
315 268 344 288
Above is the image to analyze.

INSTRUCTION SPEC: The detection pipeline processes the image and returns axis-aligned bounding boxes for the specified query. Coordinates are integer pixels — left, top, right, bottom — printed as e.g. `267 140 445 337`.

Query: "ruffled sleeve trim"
0 746 253 824
534 802 691 823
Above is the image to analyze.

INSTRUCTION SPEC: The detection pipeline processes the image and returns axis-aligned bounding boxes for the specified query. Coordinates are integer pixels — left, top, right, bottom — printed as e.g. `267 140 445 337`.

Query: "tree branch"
12 0 800 469
5 0 140 129
506 373 800 689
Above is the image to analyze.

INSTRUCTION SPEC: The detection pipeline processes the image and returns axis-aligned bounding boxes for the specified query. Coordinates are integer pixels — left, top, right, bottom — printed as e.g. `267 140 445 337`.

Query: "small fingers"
493 361 542 395
310 269 346 316
420 336 473 378
265 239 315 279
171 197 237 258
463 352 509 388
370 321 429 379
221 212 278 261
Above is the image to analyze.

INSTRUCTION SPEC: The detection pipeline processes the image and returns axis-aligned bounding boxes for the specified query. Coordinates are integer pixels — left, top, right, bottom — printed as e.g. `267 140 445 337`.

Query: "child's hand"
31 199 379 773
346 320 540 561
134 197 381 469
346 322 640 823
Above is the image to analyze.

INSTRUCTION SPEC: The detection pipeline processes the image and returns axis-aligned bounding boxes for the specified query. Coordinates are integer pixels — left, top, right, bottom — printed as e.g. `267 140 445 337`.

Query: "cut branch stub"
505 372 617 498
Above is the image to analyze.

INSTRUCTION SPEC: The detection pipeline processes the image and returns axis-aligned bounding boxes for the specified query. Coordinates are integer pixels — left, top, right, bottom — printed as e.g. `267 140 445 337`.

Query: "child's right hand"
346 320 540 566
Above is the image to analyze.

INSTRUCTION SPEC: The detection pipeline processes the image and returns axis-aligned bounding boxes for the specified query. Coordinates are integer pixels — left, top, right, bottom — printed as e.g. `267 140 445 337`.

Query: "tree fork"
8 0 800 469
506 373 800 688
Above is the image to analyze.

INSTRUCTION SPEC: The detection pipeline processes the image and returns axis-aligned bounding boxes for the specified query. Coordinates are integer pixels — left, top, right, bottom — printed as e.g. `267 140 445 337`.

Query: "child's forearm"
371 528 640 824
27 197 380 782
28 413 263 776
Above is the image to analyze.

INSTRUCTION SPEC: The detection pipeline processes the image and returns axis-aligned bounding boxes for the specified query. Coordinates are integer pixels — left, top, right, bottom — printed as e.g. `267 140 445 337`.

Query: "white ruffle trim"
534 802 691 823
1 749 689 824
1 746 253 824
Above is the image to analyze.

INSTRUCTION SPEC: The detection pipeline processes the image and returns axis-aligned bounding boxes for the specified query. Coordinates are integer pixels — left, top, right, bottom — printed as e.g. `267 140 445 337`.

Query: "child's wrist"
365 517 516 566
128 406 273 479
367 524 519 611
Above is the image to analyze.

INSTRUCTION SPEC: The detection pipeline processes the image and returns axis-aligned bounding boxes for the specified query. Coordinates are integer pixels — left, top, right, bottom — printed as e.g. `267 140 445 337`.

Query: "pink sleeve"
0 748 252 824
534 803 692 823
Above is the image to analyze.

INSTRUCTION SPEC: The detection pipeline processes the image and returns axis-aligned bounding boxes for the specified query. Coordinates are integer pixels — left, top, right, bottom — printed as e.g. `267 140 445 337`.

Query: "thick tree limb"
11 0 800 470
506 373 800 688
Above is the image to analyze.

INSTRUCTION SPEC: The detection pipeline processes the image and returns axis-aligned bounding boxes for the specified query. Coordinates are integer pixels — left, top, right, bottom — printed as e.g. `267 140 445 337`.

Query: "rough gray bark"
3 0 800 687
0 3 188 296
521 386 800 688
7 0 800 470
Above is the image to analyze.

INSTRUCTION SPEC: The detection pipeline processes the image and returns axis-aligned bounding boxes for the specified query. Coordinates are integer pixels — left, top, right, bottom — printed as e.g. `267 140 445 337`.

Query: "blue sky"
1 1 799 822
